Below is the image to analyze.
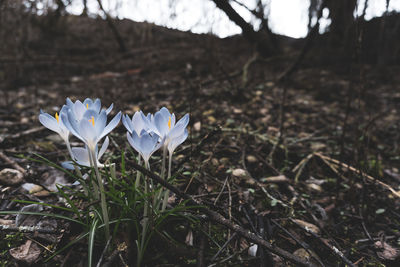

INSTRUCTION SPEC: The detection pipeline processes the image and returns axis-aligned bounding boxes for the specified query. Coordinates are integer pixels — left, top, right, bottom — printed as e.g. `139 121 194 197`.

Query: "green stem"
65 138 74 160
138 160 150 267
89 148 110 240
161 152 173 211
135 152 142 189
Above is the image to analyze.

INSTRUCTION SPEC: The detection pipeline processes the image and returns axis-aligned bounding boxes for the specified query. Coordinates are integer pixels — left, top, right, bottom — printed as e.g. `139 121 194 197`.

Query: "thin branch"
277 0 326 81
129 160 317 267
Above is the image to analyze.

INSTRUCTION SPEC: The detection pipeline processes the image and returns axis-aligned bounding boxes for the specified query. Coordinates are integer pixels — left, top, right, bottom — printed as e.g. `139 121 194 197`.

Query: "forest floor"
1 14 400 266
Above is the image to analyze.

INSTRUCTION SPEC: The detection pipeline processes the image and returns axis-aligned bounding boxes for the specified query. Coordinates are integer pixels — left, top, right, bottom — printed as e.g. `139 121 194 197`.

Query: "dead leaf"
248 244 258 256
9 240 42 264
16 204 44 226
260 175 289 183
375 241 400 261
185 230 193 246
293 219 320 235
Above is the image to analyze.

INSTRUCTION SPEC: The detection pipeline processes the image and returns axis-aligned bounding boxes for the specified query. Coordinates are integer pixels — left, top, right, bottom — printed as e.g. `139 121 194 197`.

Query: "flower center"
86 103 89 109
168 117 171 130
89 116 95 126
55 112 59 123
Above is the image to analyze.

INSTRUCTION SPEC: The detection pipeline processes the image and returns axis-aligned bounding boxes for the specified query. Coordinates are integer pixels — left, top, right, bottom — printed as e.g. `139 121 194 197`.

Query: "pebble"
0 168 24 185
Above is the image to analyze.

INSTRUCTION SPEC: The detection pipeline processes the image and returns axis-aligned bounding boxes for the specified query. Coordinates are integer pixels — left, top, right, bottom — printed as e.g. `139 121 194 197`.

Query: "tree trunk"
212 0 273 56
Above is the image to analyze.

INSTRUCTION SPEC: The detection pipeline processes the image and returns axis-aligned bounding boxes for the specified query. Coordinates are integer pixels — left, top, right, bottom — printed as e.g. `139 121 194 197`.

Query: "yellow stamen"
89 116 95 126
55 112 59 123
86 103 89 109
168 117 171 130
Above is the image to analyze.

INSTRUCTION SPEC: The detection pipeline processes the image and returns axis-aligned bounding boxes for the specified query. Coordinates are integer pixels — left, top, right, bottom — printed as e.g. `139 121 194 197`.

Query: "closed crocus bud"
127 130 164 164
122 111 149 135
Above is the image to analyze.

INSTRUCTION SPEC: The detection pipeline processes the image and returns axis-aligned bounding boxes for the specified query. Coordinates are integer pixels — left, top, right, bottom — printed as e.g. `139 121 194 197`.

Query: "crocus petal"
168 129 188 155
132 111 147 135
154 112 169 137
39 113 60 133
63 111 84 142
73 100 86 120
92 98 101 113
61 161 75 170
105 103 113 115
79 118 97 146
98 137 109 159
168 113 189 139
159 107 171 121
122 114 133 133
94 110 107 138
98 111 121 141
66 98 74 109
71 147 90 165
127 131 142 157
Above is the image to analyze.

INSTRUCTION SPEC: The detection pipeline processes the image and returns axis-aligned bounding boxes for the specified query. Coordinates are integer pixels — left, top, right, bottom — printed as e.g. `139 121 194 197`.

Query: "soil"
1 13 400 266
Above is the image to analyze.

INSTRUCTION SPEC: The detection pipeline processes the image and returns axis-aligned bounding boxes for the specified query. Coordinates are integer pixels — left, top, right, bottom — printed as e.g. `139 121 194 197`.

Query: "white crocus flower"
122 111 149 135
66 97 113 121
62 108 121 153
39 105 73 157
127 130 163 166
153 107 189 154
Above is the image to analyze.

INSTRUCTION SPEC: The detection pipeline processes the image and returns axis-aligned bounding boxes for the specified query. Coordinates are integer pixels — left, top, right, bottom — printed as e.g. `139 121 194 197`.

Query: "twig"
277 0 326 82
291 219 355 267
96 237 112 267
197 223 207 267
175 125 222 172
315 152 400 198
0 151 26 173
210 232 237 262
271 219 325 267
129 161 316 267
0 224 61 234
268 84 287 163
0 126 45 144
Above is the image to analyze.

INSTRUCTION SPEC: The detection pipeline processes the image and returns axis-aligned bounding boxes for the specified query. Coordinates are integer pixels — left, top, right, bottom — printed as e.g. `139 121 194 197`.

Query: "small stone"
33 190 51 197
233 108 242 114
307 183 323 192
232 169 248 178
193 121 201 131
246 155 258 163
0 168 24 185
21 183 44 194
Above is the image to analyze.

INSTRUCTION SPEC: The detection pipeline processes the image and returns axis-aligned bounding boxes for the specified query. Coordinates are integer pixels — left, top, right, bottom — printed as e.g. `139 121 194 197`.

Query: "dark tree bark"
96 0 127 53
326 0 357 44
82 0 88 16
212 0 273 56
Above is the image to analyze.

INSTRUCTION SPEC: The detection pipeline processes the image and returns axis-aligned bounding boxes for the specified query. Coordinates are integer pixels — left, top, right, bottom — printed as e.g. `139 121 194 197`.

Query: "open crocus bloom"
66 98 113 121
122 111 150 135
62 107 121 152
39 105 70 143
127 130 163 164
153 107 189 153
62 137 109 169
